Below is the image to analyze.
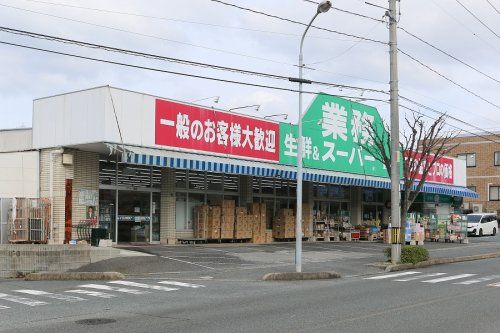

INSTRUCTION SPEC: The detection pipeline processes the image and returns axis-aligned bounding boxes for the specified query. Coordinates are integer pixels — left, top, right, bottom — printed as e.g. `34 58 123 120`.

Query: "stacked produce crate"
234 207 252 239
272 209 295 239
248 203 267 244
272 206 313 240
193 205 222 239
220 200 235 239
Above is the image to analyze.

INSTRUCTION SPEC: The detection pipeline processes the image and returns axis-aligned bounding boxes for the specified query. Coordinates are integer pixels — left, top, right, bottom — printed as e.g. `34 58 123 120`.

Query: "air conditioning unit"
472 204 483 213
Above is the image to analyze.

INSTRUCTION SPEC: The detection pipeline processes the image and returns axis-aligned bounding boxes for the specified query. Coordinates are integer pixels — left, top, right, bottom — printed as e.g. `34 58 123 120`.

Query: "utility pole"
388 0 401 264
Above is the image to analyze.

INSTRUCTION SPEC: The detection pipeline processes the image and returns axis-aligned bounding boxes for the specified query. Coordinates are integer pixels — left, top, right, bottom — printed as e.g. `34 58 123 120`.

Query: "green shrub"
384 246 430 264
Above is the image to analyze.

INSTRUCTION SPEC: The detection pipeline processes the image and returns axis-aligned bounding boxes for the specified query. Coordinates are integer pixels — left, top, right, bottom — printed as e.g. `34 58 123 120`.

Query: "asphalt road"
1 256 500 332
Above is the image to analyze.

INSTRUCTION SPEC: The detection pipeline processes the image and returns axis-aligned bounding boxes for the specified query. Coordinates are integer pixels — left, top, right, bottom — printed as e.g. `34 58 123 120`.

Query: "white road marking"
109 281 179 292
79 284 150 295
422 274 476 283
14 290 85 302
158 281 205 288
393 273 446 282
0 293 48 306
65 290 116 299
365 271 421 280
454 276 500 285
0 305 10 310
160 256 215 270
488 282 500 288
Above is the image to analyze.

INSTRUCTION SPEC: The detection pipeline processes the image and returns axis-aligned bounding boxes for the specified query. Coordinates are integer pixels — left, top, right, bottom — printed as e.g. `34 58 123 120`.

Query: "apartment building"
445 133 500 214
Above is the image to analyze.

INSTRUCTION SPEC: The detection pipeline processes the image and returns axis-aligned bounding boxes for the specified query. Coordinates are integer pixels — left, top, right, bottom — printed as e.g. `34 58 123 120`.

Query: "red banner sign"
405 151 454 184
155 99 280 162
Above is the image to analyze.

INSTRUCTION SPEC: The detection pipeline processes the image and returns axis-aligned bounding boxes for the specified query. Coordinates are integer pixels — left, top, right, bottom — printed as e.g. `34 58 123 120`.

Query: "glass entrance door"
117 191 151 243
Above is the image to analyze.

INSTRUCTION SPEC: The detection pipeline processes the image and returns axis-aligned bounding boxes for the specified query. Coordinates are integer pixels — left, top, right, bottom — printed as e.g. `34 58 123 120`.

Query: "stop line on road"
0 280 206 311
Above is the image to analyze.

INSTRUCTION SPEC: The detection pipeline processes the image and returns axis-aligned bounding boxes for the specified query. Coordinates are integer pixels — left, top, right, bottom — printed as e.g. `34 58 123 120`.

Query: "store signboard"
155 99 280 162
405 151 454 185
279 94 388 178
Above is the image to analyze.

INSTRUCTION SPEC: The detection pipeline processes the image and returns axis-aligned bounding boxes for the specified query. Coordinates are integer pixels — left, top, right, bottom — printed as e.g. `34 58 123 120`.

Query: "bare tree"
362 112 459 239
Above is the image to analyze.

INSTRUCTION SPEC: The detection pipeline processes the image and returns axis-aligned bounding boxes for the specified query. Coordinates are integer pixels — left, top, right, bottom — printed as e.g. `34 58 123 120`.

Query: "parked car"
466 213 498 236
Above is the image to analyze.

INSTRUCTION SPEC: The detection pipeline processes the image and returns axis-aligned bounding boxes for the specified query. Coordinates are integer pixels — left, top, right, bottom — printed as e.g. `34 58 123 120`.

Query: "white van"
467 213 499 236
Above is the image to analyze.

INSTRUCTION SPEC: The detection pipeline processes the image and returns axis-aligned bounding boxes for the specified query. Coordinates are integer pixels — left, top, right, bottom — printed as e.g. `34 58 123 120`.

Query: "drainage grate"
75 318 116 325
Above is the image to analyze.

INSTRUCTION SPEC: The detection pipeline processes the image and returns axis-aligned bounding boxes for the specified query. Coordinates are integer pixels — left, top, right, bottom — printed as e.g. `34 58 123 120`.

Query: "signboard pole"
389 0 401 264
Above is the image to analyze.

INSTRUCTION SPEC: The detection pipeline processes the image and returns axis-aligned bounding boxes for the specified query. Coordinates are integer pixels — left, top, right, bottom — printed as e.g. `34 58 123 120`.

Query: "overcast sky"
0 0 499 135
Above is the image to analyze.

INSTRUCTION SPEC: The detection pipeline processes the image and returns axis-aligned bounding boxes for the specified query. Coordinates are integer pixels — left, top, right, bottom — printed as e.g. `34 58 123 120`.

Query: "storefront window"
275 179 288 197
207 173 223 191
253 178 261 194
176 170 187 189
187 193 205 230
362 188 384 203
152 192 160 241
99 159 117 186
224 174 239 193
175 193 187 230
117 164 152 188
117 190 151 243
188 171 206 190
151 168 161 189
99 189 116 242
363 204 383 224
261 177 275 195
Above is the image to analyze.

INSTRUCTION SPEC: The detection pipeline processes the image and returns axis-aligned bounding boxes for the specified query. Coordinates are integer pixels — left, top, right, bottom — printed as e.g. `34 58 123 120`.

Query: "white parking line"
65 290 116 299
422 274 476 283
160 256 216 270
393 273 446 282
109 281 179 292
79 284 150 295
0 293 48 306
0 305 10 310
365 271 421 280
454 276 500 285
158 281 205 288
488 282 500 288
14 290 86 302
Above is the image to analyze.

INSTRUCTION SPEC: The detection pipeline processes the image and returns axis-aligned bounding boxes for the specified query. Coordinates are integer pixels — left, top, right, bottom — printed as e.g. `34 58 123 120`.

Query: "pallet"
177 238 208 244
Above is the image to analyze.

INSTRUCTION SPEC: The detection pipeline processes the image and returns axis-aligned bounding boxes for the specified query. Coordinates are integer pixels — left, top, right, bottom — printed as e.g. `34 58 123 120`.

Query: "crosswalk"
0 280 205 311
365 271 500 287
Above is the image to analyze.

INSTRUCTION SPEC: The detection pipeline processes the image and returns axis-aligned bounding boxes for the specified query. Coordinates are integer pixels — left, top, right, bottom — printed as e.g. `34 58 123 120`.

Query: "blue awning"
119 145 478 198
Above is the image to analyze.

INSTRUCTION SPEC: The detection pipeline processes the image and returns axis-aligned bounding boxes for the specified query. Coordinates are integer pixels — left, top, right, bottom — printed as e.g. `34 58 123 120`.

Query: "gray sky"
0 0 499 135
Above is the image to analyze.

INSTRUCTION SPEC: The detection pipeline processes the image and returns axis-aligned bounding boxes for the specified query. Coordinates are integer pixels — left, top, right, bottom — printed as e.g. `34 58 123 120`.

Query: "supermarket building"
0 86 477 244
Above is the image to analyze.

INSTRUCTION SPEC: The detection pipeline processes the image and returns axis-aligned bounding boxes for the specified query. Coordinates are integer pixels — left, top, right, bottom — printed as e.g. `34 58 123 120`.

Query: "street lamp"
292 0 332 273
228 104 260 112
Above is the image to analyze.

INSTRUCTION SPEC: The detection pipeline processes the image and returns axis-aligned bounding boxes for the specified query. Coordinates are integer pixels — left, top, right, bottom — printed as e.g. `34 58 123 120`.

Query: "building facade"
444 133 500 214
0 86 477 244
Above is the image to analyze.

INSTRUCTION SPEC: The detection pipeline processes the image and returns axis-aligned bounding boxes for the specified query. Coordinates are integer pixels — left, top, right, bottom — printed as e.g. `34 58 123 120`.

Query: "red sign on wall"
155 99 280 162
405 151 454 184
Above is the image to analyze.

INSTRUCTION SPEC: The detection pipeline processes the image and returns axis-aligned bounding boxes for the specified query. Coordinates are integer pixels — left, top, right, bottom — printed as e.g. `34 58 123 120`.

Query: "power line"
0 25 389 95
0 39 389 103
430 0 500 56
303 0 385 23
399 26 500 86
400 95 500 142
454 0 500 39
0 2 299 68
16 0 366 43
398 49 500 111
209 0 387 45
486 0 500 15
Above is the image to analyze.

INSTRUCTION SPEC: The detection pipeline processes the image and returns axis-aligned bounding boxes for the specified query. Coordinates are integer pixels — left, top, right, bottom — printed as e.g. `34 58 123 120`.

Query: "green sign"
279 93 388 178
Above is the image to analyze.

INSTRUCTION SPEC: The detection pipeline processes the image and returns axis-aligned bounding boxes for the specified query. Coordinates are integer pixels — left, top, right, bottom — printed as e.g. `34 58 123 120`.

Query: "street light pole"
388 0 401 264
294 0 332 273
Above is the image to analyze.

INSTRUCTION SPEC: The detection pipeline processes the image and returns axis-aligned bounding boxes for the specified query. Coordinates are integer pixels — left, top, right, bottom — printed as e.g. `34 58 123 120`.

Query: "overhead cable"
209 0 387 45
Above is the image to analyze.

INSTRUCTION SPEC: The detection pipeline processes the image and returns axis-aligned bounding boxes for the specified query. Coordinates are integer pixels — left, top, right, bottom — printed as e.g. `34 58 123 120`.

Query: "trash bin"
91 228 108 247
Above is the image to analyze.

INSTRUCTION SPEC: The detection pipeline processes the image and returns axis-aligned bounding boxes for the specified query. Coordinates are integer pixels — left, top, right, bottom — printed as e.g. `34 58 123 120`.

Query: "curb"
24 272 126 281
385 252 500 272
262 271 341 281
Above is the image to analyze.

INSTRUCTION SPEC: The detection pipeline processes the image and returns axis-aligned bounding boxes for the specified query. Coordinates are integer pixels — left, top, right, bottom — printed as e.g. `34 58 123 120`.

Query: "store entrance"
118 190 151 243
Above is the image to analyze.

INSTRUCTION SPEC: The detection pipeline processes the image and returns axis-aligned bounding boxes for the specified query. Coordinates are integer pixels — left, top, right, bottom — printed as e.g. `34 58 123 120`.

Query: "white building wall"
0 128 33 152
0 151 39 198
